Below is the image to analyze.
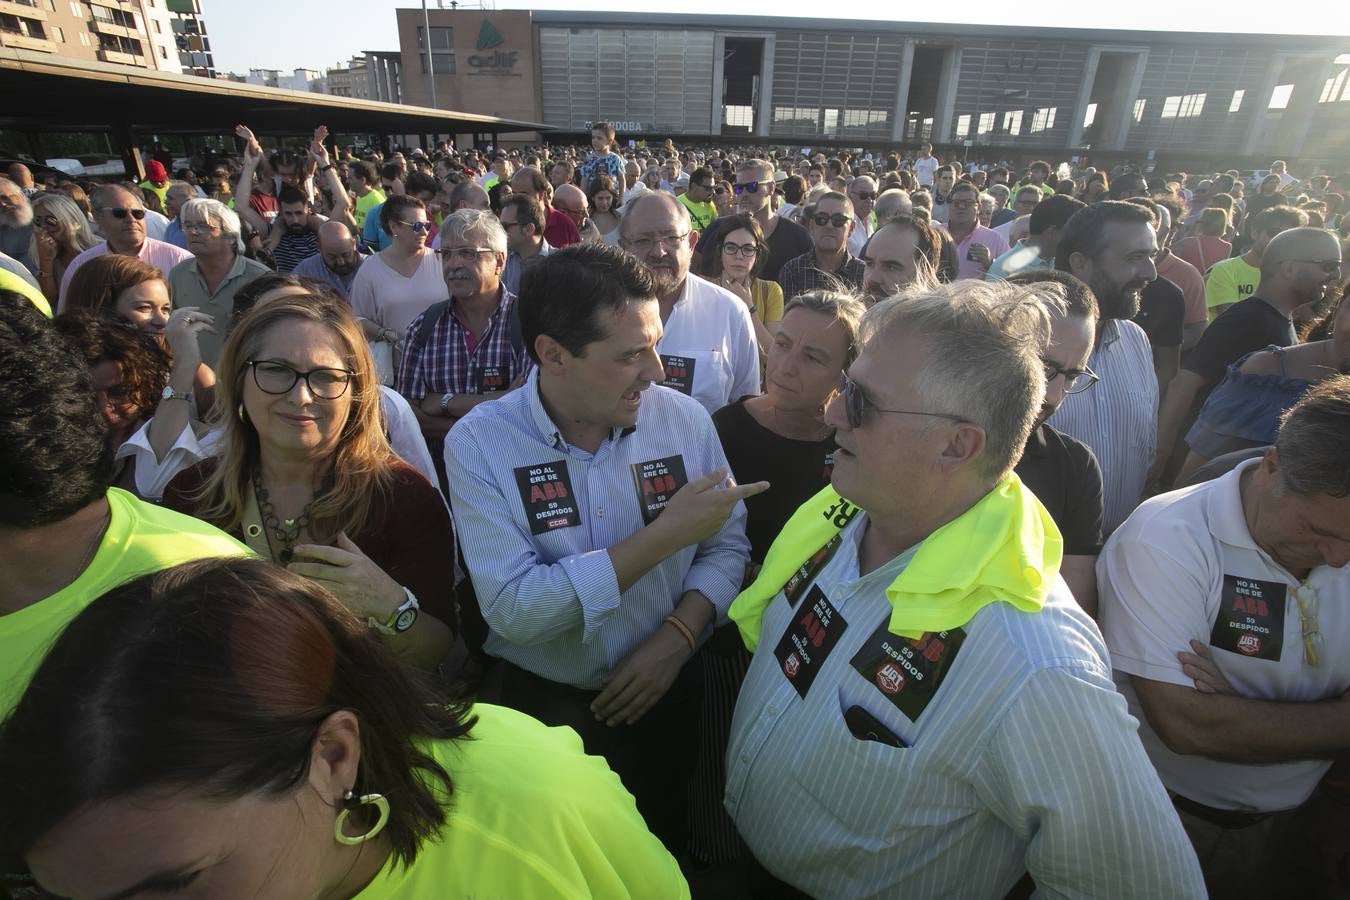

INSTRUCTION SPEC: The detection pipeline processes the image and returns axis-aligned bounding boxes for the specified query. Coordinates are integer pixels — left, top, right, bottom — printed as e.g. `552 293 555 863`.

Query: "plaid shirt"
395 287 530 401
776 250 866 302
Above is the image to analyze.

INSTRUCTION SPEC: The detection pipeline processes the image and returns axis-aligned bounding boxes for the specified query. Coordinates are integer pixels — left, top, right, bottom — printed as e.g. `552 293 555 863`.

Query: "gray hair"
440 208 506 255
874 189 911 225
31 192 97 252
783 289 868 367
1275 375 1350 498
860 281 1051 482
180 197 243 254
618 191 691 238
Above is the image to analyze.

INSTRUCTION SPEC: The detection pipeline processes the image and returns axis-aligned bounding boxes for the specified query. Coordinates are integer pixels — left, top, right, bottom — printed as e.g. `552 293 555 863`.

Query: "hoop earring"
237 403 246 423
334 790 391 846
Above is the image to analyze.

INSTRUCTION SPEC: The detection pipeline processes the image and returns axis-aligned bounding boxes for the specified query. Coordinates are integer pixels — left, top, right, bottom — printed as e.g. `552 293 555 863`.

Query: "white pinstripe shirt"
1048 318 1158 536
725 514 1204 899
445 369 751 689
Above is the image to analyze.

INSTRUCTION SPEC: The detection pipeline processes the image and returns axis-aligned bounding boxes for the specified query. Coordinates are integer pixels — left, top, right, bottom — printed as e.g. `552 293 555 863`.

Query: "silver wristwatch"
368 587 420 635
161 384 190 402
440 391 456 414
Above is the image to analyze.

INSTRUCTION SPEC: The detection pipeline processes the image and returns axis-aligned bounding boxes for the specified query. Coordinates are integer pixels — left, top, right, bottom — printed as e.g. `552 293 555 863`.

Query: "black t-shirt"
713 399 836 564
1133 275 1185 349
1014 423 1104 556
1184 296 1296 383
697 214 814 291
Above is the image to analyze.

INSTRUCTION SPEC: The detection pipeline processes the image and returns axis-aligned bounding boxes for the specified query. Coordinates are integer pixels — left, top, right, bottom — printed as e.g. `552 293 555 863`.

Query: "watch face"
394 607 419 633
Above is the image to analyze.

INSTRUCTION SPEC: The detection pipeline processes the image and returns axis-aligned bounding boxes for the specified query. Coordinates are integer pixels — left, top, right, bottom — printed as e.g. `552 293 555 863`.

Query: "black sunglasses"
103 207 147 220
396 219 431 233
733 181 761 195
811 213 851 228
839 371 966 429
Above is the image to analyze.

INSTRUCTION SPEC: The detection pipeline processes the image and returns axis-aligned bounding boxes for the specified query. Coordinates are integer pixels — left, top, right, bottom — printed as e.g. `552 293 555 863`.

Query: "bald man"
553 183 601 243
291 220 367 300
1148 227 1343 491
873 189 914 229
6 163 36 197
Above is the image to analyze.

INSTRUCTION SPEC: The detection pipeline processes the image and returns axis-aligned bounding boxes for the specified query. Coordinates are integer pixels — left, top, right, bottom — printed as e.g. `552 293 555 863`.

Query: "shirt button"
767 705 777 716
595 507 604 517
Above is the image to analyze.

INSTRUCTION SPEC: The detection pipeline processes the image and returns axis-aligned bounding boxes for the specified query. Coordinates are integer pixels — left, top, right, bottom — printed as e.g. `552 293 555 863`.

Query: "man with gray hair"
0 177 37 277
58 183 192 311
397 208 527 446
872 188 913 229
1099 375 1350 898
167 197 270 366
725 281 1204 899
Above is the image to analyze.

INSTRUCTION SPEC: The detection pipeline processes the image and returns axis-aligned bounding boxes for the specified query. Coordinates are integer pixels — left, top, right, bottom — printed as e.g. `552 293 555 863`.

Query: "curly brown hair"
52 309 170 425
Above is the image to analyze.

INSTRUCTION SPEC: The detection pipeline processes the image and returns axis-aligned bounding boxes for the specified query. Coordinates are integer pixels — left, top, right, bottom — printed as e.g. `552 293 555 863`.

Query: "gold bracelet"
664 615 696 651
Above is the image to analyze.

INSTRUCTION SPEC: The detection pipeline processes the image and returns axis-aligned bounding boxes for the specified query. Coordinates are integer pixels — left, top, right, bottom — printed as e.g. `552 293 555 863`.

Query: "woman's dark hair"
0 291 112 527
587 174 620 213
708 212 767 280
378 194 426 234
518 242 656 364
0 558 475 865
53 309 170 427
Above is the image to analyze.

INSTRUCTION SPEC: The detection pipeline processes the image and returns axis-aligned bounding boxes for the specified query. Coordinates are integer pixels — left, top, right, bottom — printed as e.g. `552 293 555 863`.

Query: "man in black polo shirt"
1148 227 1343 493
1009 269 1106 615
1125 198 1186 403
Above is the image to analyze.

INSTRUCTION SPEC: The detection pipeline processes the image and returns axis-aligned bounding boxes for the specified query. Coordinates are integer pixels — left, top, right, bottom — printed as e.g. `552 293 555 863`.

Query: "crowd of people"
0 119 1348 900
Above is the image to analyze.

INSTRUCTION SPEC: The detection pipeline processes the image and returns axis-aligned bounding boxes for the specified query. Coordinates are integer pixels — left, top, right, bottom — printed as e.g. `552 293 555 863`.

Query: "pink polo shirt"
57 238 194 312
938 223 1010 281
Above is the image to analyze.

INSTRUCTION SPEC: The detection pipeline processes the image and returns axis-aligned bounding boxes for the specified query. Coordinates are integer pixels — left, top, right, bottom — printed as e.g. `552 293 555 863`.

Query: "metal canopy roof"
0 49 551 136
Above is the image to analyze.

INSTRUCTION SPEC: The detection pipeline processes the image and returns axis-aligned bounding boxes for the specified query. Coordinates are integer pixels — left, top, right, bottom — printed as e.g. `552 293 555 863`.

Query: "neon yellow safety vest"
729 475 1062 651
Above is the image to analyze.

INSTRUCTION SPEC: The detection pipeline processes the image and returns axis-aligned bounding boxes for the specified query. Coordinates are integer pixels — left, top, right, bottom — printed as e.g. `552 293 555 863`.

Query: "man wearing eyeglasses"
499 194 552 295
778 193 866 302
512 166 580 249
621 192 759 415
1149 227 1343 496
936 182 1010 281
845 176 877 257
57 184 192 312
1008 270 1106 615
0 176 37 279
1099 376 1350 899
724 282 1203 899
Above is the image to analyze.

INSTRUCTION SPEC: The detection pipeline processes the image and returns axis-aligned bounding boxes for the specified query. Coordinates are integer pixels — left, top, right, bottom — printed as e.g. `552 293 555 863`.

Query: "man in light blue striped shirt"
445 243 765 848
725 281 1204 898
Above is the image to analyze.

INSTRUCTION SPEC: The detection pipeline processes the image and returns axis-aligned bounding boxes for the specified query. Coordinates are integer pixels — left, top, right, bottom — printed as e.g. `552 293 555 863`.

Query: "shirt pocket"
684 349 729 409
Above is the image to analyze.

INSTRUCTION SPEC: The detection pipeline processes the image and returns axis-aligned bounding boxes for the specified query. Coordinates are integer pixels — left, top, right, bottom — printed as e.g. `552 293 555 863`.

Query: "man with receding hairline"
293 221 367 300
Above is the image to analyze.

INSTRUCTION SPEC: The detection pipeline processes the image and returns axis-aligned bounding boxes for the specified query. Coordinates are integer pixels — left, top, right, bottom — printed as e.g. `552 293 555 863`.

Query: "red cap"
146 160 168 182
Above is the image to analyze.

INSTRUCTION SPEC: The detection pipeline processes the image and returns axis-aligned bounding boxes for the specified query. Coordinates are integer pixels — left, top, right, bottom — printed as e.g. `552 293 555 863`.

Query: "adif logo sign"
469 19 518 71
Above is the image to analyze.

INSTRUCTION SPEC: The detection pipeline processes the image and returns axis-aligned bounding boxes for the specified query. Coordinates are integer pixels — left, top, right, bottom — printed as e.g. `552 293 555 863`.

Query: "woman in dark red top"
163 291 455 672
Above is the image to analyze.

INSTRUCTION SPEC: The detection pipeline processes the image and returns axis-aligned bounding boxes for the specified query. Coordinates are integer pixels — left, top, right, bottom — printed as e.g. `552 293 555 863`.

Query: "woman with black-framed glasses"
708 212 783 355
162 291 457 672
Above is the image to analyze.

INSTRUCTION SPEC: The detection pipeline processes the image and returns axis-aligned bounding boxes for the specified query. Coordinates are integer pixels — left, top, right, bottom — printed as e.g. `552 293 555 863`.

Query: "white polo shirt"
1099 459 1350 813
655 274 760 415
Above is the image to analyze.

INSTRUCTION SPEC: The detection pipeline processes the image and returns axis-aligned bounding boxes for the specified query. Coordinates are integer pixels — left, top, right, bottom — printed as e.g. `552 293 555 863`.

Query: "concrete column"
931 47 963 144
1066 46 1101 149
756 33 775 138
1241 53 1288 157
710 33 726 136
891 38 916 143
1106 49 1149 152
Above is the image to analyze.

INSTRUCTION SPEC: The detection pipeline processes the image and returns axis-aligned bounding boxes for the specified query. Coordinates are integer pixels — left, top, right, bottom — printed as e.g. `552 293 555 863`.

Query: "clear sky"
206 0 1350 76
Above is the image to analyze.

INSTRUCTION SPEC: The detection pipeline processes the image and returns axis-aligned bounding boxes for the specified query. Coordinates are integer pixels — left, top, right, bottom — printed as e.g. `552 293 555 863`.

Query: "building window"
956 114 971 138
1029 107 1057 133
1083 102 1097 128
153 19 161 33
1133 98 1147 122
977 112 995 135
1268 83 1294 109
1002 110 1023 135
417 25 455 75
1319 70 1349 103
52 24 63 41
1161 93 1205 119
724 105 753 127
0 13 46 39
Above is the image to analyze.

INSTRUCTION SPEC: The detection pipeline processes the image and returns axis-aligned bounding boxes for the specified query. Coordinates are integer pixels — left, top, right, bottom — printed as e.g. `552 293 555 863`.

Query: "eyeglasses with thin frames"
624 233 690 255
838 371 968 429
1045 362 1099 394
248 361 354 400
435 247 496 264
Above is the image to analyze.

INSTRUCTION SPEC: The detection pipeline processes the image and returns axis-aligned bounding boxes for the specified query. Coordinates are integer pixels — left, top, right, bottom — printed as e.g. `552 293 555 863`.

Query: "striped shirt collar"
524 367 637 451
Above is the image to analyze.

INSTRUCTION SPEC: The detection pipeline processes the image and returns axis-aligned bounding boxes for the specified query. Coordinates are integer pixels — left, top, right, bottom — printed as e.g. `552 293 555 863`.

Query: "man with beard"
57 184 191 311
619 192 759 415
860 216 940 305
1009 270 1106 615
293 221 366 300
1049 201 1159 535
266 185 321 273
0 177 37 277
397 209 530 448
1147 227 1343 494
